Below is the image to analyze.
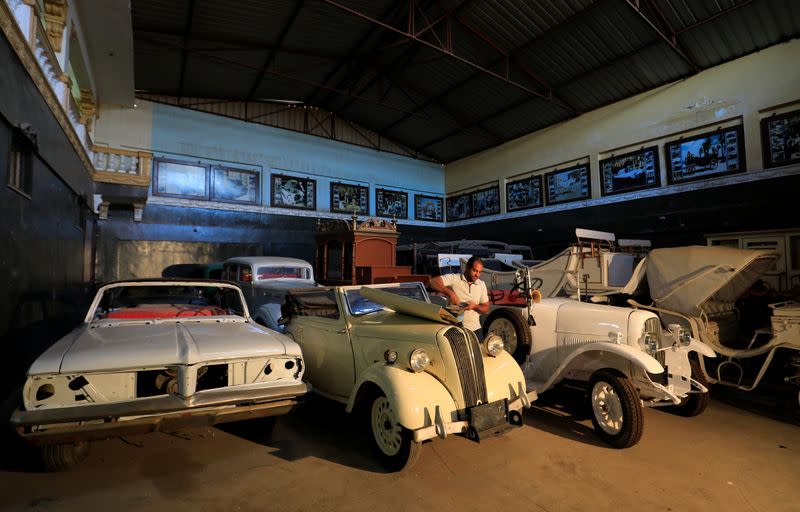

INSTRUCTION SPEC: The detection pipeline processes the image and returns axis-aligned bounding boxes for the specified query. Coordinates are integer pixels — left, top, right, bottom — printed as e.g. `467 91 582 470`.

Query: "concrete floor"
1 395 798 512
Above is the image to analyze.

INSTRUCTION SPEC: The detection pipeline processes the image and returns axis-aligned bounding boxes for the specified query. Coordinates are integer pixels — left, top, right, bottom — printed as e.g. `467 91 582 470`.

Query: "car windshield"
345 283 428 315
256 266 310 280
94 284 246 320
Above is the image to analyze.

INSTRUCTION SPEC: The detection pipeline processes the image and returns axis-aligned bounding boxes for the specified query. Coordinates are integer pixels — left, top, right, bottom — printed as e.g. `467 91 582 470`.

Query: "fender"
345 363 458 430
531 342 664 394
253 304 282 331
688 338 716 358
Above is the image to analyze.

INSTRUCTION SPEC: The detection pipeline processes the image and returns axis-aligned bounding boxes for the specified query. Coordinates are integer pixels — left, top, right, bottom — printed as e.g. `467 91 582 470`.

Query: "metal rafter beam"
176 0 196 97
135 36 431 119
675 0 754 35
246 0 305 100
305 2 405 107
320 0 552 102
623 0 700 73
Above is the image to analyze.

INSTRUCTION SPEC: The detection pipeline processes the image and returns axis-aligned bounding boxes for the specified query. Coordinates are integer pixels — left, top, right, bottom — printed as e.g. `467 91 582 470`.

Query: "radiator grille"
645 317 666 367
444 327 488 407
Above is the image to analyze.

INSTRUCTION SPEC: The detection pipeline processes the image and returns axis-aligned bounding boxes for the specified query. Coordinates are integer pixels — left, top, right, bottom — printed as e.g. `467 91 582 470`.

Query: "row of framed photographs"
152 158 446 221
489 109 800 217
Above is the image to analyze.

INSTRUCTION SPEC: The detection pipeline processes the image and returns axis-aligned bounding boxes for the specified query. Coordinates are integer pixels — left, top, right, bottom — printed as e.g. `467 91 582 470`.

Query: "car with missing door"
281 282 534 471
8 279 309 471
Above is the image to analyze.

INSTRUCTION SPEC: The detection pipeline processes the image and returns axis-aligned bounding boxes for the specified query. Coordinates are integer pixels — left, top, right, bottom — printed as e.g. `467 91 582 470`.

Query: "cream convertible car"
9 280 309 471
281 283 534 472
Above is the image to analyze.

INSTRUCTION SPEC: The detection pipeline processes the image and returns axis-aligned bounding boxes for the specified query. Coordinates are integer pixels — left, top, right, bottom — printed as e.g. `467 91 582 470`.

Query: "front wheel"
588 371 644 448
369 392 422 472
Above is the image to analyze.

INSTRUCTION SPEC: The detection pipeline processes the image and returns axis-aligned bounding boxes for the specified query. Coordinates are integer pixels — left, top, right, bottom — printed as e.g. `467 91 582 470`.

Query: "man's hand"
465 300 490 315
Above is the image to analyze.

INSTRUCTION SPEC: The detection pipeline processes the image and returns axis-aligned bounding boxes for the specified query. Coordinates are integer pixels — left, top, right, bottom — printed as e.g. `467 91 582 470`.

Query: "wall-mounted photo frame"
446 193 471 221
471 184 500 217
544 164 590 205
153 158 209 199
761 109 800 169
414 194 444 222
599 146 660 196
665 125 745 184
330 182 369 214
211 166 260 204
506 174 543 211
271 173 316 210
375 188 408 219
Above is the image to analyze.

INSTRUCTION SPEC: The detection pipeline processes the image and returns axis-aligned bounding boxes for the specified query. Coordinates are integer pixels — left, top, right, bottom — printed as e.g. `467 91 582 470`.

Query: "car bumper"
412 383 535 443
12 382 310 445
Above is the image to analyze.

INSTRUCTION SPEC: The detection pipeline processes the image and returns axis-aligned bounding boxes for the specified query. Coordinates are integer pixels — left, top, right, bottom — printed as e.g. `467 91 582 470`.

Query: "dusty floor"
1 394 798 512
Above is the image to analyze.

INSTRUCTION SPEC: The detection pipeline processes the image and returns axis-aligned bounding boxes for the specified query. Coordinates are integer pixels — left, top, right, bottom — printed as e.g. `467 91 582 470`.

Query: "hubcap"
488 317 518 355
371 396 402 456
591 381 624 435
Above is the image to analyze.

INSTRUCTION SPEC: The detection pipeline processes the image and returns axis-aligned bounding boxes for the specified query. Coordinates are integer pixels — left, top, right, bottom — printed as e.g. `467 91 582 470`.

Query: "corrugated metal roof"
132 0 800 163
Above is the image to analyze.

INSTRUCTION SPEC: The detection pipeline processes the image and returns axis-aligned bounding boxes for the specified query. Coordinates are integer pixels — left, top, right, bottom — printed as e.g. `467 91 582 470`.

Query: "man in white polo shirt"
429 256 490 341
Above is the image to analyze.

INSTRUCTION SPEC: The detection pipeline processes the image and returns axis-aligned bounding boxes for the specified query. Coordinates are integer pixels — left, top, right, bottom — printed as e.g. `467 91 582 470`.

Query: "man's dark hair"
465 256 483 270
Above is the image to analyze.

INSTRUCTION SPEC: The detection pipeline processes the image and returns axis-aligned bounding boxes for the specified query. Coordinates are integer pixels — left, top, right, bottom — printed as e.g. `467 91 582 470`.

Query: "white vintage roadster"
281 282 534 472
482 270 715 448
625 246 800 400
8 280 309 471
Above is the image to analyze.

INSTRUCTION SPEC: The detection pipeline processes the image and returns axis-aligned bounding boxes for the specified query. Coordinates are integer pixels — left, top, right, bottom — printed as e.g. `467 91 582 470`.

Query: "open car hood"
359 286 459 325
644 246 778 315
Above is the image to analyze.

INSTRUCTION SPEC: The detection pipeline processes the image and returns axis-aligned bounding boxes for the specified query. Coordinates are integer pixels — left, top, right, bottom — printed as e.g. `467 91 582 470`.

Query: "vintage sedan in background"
281 282 534 472
483 269 715 448
9 280 309 471
224 256 318 331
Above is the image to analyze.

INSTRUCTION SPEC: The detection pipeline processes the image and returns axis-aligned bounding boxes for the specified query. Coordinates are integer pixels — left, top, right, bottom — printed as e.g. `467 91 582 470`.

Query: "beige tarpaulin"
645 246 778 315
359 286 459 325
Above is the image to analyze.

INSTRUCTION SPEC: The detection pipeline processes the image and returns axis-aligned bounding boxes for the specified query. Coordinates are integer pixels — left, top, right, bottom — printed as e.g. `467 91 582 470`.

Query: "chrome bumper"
12 382 310 444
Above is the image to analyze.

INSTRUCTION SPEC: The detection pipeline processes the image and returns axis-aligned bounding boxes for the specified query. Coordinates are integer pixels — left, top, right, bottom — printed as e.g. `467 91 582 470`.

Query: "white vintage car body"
626 246 800 395
483 269 715 447
224 256 318 331
11 280 309 469
282 282 533 471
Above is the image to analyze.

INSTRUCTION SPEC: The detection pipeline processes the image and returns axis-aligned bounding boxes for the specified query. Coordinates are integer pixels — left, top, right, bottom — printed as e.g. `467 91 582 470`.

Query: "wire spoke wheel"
484 308 532 364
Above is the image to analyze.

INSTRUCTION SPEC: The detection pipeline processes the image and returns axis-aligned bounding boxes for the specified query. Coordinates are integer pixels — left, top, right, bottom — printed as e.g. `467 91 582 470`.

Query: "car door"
294 290 355 400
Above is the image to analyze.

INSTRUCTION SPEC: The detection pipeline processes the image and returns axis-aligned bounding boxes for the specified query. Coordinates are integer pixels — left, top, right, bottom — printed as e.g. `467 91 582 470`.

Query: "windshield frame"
343 282 430 317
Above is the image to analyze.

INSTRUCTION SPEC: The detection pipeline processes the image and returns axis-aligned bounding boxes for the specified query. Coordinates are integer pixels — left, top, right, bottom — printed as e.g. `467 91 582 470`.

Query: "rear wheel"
368 392 422 472
588 371 644 448
667 359 709 417
40 442 91 472
484 308 532 364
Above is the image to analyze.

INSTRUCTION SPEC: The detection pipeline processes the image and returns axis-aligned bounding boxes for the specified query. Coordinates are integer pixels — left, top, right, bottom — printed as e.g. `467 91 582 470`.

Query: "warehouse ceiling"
131 0 800 163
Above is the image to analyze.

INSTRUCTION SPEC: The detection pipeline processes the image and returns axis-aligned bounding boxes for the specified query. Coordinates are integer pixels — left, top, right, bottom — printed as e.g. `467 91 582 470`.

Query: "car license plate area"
468 399 508 432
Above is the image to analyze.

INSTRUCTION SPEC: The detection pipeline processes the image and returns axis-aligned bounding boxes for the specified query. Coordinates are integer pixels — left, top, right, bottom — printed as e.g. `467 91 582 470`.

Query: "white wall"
445 39 800 208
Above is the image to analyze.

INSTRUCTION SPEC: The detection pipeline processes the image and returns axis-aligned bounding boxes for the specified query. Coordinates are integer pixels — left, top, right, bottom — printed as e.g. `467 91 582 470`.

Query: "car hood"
30 320 299 375
350 310 447 343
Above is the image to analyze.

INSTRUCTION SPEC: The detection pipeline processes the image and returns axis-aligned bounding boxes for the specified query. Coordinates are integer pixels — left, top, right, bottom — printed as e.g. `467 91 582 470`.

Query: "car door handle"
337 328 347 334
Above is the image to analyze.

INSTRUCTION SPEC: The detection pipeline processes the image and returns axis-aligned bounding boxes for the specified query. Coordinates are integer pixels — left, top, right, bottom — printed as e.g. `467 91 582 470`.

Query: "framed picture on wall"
471 184 500 217
599 146 660 196
665 125 745 184
153 158 209 199
761 109 800 169
446 193 471 221
414 194 443 222
271 173 316 210
544 164 590 205
375 188 408 219
506 174 543 211
330 182 369 214
211 166 260 204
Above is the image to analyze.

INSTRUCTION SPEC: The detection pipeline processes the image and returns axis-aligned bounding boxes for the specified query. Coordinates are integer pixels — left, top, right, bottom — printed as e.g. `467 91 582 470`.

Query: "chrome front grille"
444 327 488 407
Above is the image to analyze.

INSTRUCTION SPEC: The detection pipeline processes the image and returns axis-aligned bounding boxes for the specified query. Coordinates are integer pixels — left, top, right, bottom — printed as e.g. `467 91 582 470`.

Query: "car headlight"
485 334 504 357
409 348 430 373
679 327 692 346
641 317 661 355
